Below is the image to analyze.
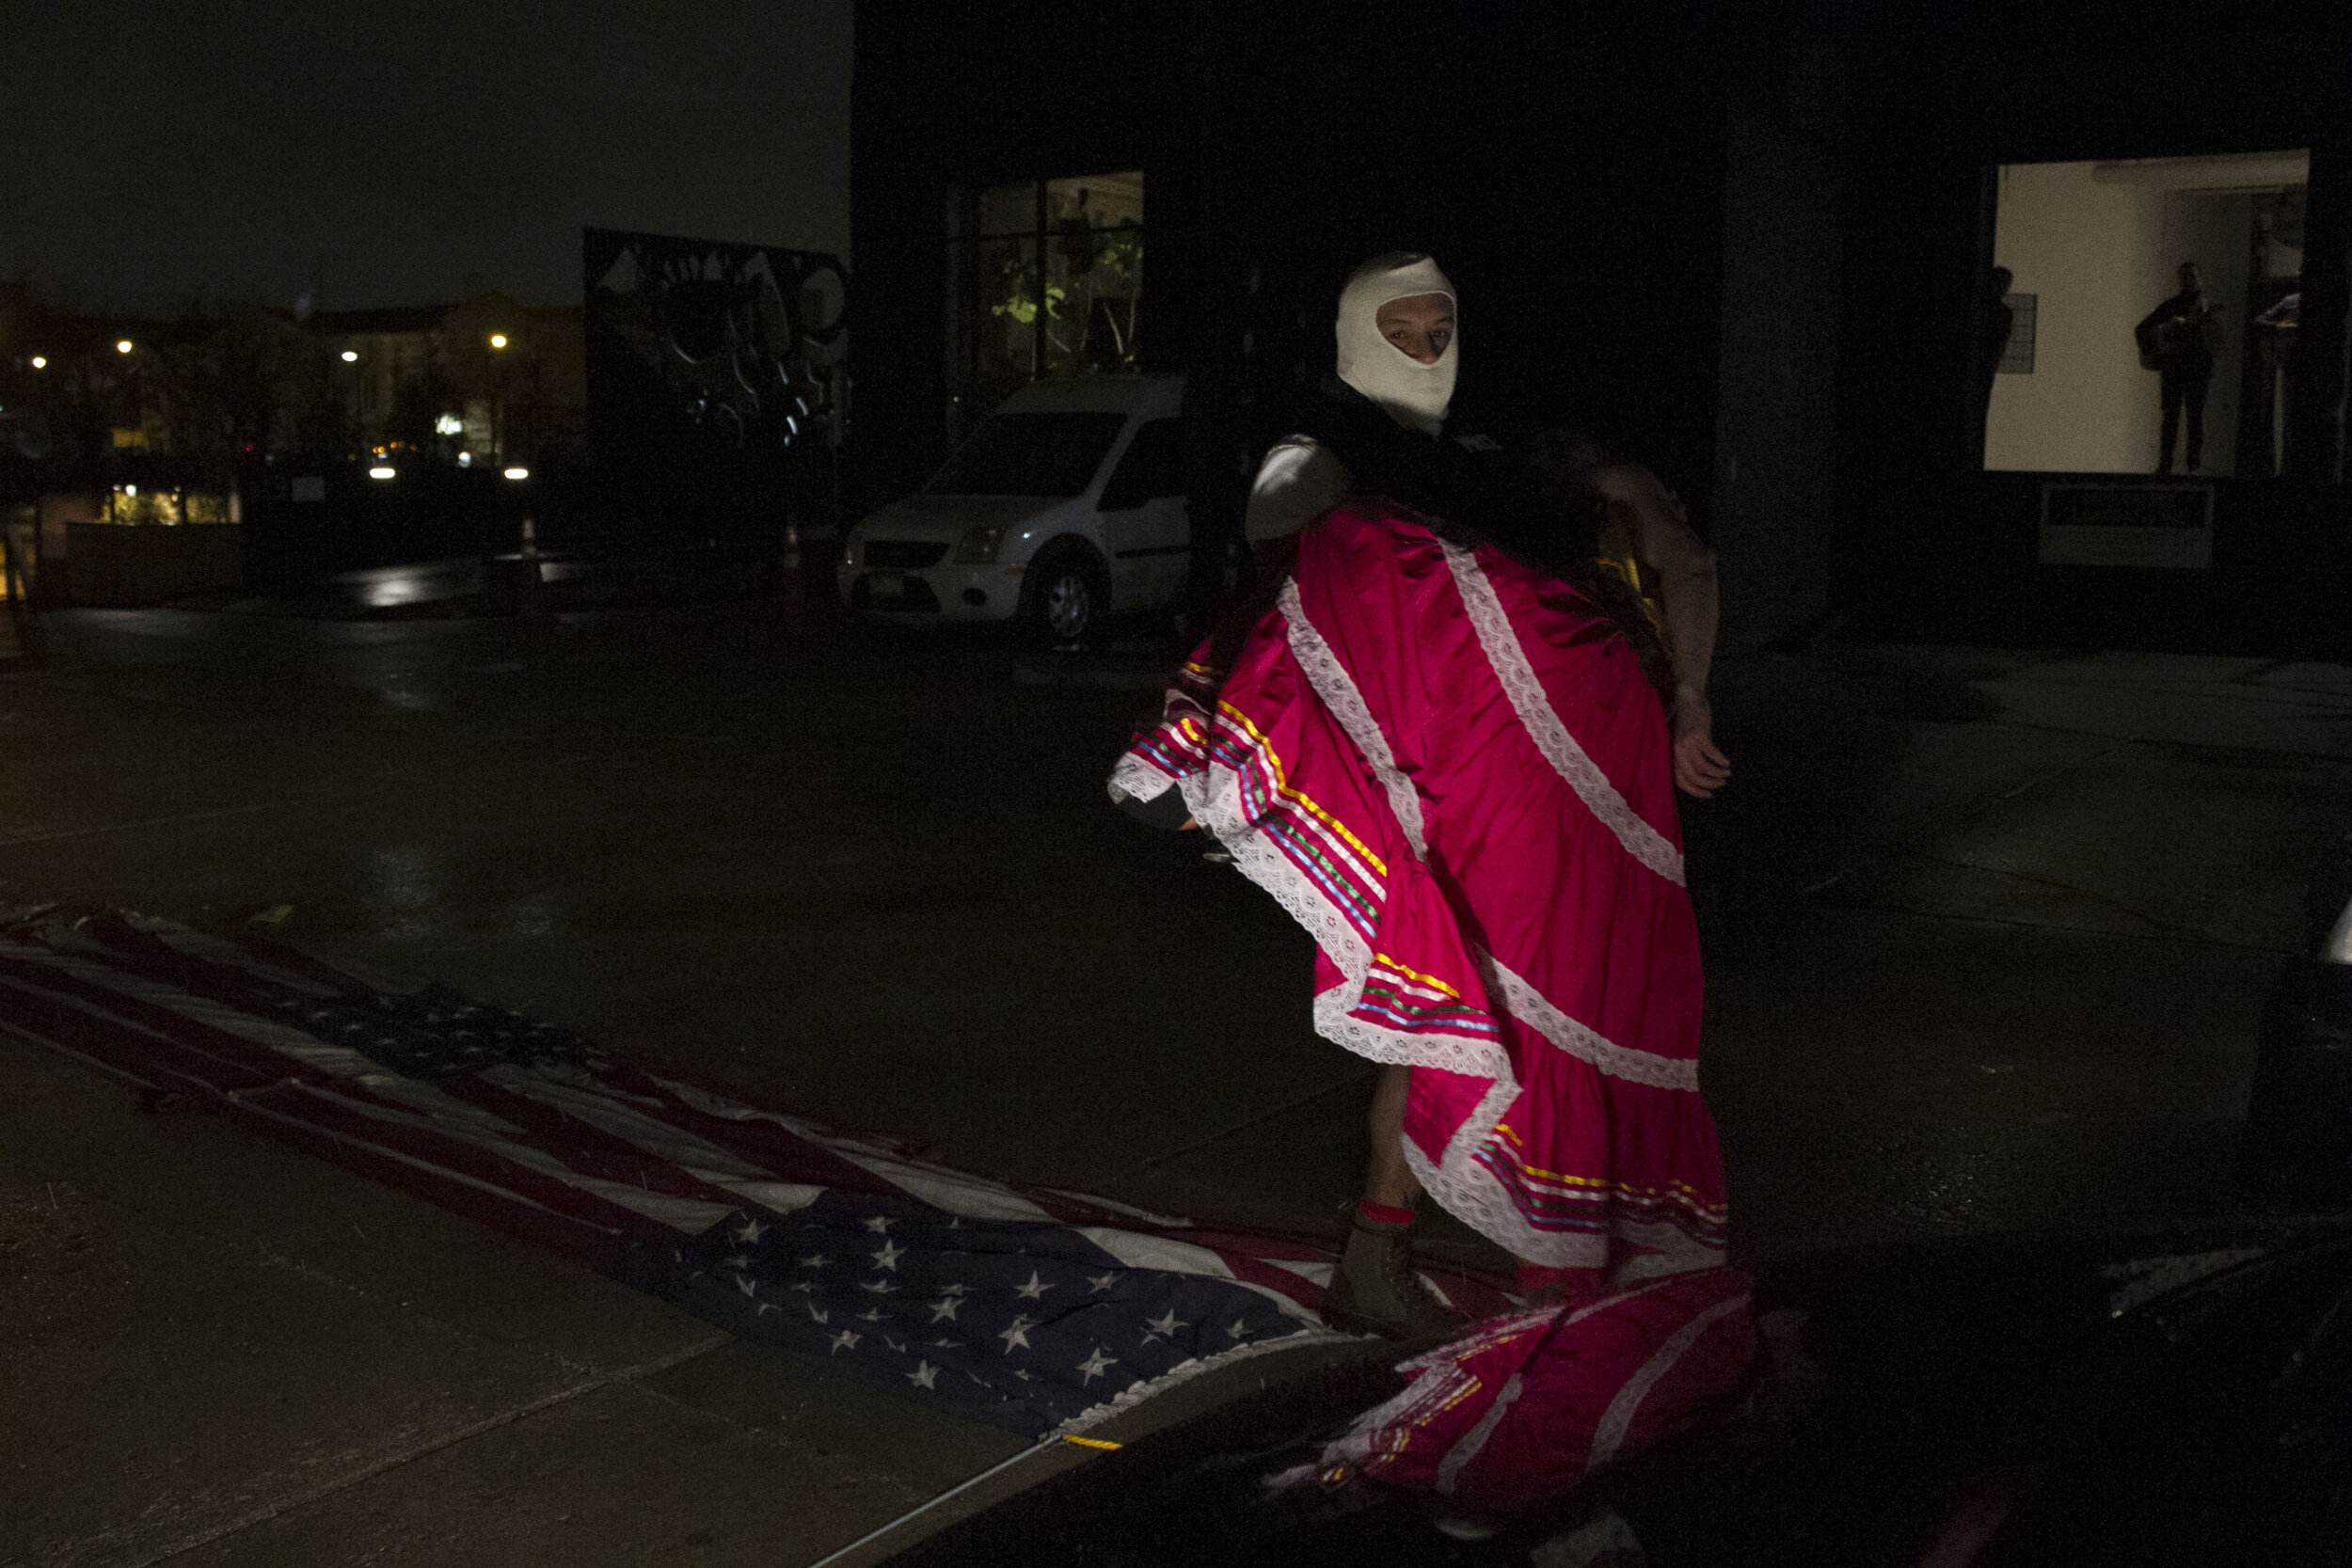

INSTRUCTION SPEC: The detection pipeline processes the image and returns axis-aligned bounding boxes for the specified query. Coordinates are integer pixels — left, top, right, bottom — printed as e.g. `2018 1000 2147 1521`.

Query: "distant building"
850 3 2351 654
312 290 587 469
0 276 589 598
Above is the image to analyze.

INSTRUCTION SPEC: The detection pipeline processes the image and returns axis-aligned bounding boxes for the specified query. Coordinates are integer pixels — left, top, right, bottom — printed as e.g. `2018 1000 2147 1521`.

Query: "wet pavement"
2 596 2347 1564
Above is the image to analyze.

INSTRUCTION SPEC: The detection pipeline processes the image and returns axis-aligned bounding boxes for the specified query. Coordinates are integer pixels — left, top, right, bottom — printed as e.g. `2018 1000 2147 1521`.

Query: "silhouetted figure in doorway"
2137 261 2223 474
1971 266 2014 447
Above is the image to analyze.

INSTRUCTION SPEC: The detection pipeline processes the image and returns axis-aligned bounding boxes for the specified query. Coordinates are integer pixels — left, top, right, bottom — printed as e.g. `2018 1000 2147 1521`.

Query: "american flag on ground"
0 911 1515 1436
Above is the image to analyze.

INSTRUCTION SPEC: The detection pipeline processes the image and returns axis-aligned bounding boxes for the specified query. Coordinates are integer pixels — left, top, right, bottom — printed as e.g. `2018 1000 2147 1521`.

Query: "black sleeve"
2137 293 2184 349
1114 784 1194 831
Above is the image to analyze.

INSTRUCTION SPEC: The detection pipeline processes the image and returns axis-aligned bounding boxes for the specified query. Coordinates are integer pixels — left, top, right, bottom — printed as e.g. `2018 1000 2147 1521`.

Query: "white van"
836 374 1187 641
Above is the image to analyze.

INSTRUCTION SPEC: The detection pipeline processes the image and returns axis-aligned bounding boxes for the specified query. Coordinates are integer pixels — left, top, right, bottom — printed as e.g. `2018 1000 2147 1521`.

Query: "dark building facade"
851 2 2352 653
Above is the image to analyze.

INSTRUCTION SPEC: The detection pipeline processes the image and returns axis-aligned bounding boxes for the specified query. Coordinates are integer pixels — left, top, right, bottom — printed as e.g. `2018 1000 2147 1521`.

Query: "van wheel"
1024 544 1106 647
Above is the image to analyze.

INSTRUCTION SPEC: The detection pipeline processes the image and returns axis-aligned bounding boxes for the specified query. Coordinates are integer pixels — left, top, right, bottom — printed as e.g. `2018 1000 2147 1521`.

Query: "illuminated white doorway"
1984 150 2307 477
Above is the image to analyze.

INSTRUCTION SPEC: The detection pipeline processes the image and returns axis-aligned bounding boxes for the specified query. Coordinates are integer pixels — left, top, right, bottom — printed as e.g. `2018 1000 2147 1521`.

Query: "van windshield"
928 411 1128 497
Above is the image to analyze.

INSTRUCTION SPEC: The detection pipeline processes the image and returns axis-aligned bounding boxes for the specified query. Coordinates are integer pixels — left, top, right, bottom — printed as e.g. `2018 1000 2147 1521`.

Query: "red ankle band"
1357 1200 1416 1227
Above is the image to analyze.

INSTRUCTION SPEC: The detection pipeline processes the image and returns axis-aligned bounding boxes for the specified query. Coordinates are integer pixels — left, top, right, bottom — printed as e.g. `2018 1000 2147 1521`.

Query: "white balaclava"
1333 252 1457 437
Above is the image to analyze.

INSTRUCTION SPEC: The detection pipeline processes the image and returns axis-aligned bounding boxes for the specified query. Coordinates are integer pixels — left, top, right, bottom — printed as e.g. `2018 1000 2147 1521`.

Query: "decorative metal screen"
583 227 848 543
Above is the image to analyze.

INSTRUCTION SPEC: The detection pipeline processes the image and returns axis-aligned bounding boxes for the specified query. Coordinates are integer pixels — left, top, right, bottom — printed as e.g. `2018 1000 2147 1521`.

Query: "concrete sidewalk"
1 605 2344 1564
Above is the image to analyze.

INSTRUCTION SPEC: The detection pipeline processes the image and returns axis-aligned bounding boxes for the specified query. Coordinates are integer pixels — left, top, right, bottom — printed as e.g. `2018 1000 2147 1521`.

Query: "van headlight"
953 523 1010 564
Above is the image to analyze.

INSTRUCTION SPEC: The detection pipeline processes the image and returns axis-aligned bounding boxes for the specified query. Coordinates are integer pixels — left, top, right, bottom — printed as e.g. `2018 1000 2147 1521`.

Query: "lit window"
27 356 44 370
115 340 134 355
488 333 509 350
1984 149 2308 478
435 413 463 436
502 467 530 481
341 350 358 362
368 466 396 480
458 451 473 467
944 170 1142 441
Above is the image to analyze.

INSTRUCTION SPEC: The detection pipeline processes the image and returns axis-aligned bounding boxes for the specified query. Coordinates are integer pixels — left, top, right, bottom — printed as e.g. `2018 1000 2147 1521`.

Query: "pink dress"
1114 501 1749 1502
1115 501 1729 1287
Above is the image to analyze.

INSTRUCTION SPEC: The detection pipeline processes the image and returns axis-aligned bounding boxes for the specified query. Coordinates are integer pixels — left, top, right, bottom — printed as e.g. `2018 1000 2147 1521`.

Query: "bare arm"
1591 463 1730 797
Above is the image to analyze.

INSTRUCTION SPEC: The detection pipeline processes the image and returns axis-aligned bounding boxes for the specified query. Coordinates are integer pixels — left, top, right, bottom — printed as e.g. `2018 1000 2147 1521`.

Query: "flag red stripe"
429 1071 774 1210
0 964 287 1091
246 1078 682 1235
224 1082 625 1262
0 938 343 1082
596 1061 949 1197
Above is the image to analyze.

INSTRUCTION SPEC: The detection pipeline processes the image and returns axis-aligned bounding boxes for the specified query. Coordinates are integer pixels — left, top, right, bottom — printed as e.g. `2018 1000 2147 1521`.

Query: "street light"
28 356 45 370
341 350 358 363
368 466 396 480
488 333 509 350
502 467 529 481
115 340 134 355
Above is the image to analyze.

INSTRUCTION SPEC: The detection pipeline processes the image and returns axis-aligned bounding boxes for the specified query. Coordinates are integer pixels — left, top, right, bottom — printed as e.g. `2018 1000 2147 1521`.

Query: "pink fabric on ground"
1323 1265 1756 1510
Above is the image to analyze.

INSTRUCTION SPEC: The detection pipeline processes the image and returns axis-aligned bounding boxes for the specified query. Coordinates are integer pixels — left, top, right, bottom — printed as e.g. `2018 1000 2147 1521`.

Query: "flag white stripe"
653 1075 1060 1224
226 1086 615 1232
1 930 389 1080
1076 1227 1323 1326
286 1080 739 1232
115 911 346 997
477 1066 830 1218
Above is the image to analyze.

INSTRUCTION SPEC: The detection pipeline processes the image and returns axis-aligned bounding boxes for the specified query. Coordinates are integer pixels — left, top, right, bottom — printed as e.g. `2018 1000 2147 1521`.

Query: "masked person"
1243 253 1500 575
1113 253 1733 1340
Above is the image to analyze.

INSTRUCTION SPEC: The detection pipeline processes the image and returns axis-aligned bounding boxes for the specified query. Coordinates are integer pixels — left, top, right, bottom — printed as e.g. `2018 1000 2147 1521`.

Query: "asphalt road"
3 595 2346 1564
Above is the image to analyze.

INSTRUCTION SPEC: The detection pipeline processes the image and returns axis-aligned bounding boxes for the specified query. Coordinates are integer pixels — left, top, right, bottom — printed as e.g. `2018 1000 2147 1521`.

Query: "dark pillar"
2286 143 2351 484
1711 97 1846 648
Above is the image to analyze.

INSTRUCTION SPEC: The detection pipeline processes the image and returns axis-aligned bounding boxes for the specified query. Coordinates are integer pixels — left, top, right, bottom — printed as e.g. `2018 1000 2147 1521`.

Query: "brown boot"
1323 1211 1466 1341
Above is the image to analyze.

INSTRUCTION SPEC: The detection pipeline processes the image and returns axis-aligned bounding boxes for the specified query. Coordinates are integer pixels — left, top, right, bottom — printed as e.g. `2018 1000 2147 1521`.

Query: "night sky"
0 0 851 315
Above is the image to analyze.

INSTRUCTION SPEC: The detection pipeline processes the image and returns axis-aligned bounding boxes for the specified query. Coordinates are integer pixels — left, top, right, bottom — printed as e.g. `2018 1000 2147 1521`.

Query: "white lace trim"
1184 760 1512 1084
1311 989 1512 1081
1325 1277 1684 1476
1178 657 1710 1268
1612 1219 1729 1275
1279 579 1428 860
1584 1289 1752 1473
1436 1370 1523 1494
1107 749 1180 804
1184 756 1564 1262
1439 540 1684 887
1476 951 1701 1093
1280 573 1699 1102
1403 1074 1610 1269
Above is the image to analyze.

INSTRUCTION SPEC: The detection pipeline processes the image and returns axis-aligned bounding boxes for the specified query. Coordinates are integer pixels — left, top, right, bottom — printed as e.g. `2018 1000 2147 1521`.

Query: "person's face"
1375 293 1455 364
